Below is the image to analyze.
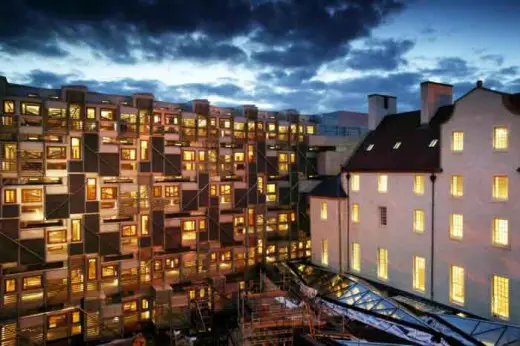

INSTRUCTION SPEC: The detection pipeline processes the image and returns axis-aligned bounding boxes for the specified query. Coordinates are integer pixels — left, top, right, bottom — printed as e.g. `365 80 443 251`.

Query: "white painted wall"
434 88 520 322
310 196 348 273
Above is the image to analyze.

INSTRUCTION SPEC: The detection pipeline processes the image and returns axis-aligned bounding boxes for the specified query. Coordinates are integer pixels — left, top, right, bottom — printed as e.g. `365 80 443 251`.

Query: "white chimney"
420 81 453 124
368 94 397 130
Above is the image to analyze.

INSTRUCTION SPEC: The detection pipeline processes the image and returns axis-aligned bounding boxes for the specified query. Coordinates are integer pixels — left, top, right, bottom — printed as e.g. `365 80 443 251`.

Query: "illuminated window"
102 265 117 278
140 140 149 160
493 127 508 150
450 265 465 305
351 243 361 272
86 178 97 200
4 189 16 203
366 144 374 151
121 148 136 160
47 229 66 244
413 209 425 233
100 109 114 121
247 144 255 162
88 258 97 280
377 248 388 280
377 174 388 193
3 100 14 113
72 219 82 242
21 189 42 203
198 150 206 161
234 152 245 162
352 203 359 223
450 175 463 197
5 279 16 293
266 183 277 202
48 314 67 329
429 139 438 147
290 153 295 164
450 214 463 240
306 125 315 135
182 220 196 240
492 218 508 247
123 301 137 313
210 184 217 197
87 107 96 119
46 146 66 159
414 175 425 195
492 275 509 319
21 102 40 116
153 186 162 197
350 174 360 192
22 276 42 290
183 150 195 161
451 131 464 152
219 184 232 204
492 176 508 201
320 201 328 220
164 185 179 198
199 219 206 231
141 215 149 236
379 206 387 226
121 225 137 237
321 239 328 266
257 176 264 194
413 256 426 292
393 141 401 149
101 187 117 200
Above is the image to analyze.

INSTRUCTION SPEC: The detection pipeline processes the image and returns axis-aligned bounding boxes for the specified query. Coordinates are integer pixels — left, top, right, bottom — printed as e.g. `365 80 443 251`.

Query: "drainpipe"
338 178 343 274
346 172 351 274
430 173 436 301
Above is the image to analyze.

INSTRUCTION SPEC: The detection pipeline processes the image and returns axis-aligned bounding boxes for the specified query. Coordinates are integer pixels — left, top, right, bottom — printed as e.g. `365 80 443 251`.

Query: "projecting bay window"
278 213 289 231
450 265 465 305
278 125 288 141
267 122 276 140
182 220 196 241
197 116 207 136
164 185 180 207
220 184 232 204
492 176 508 201
86 178 97 201
22 188 42 203
101 265 118 279
182 150 196 171
71 219 82 242
492 275 509 319
278 153 289 173
266 183 277 202
234 121 245 139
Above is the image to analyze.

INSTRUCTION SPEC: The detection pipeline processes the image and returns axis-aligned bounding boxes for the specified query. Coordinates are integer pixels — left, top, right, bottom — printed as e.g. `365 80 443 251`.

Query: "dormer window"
429 139 438 147
393 142 401 149
366 144 374 151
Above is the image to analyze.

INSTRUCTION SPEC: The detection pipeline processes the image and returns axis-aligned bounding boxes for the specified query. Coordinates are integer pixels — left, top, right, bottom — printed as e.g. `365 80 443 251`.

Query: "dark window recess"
99 233 120 256
182 190 198 211
383 96 389 109
69 243 84 256
152 211 164 247
379 206 387 226
20 239 45 265
165 227 181 250
99 153 119 176
45 194 70 220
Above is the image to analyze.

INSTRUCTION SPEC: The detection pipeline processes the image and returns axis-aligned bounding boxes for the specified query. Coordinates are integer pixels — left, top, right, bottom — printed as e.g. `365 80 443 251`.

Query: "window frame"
451 131 464 152
4 189 16 204
449 213 464 240
377 174 388 193
492 175 508 201
450 265 465 305
413 256 426 292
320 201 328 220
377 248 388 280
493 126 508 151
492 275 509 319
492 218 509 248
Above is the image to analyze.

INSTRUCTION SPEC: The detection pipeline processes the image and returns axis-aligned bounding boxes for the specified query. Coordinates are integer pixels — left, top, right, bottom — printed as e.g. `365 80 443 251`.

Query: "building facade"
312 81 520 324
0 76 321 344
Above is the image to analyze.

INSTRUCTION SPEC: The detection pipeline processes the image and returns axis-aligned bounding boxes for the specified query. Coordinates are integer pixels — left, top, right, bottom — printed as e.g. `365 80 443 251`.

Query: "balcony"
20 160 44 176
45 118 68 134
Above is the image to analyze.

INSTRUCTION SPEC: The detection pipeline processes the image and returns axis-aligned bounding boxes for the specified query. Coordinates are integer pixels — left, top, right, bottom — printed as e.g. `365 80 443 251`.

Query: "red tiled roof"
343 105 454 173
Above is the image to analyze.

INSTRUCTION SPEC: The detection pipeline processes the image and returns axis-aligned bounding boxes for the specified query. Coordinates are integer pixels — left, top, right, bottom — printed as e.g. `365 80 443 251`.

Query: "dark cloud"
480 54 504 66
0 0 405 70
422 57 476 78
342 38 414 71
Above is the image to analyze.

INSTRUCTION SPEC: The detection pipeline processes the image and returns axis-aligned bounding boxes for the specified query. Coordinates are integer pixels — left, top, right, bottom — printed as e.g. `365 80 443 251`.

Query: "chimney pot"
420 81 453 124
477 80 483 88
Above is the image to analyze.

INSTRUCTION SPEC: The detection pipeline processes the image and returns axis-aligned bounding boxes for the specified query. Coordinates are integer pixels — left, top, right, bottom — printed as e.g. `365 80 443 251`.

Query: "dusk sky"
1 0 519 113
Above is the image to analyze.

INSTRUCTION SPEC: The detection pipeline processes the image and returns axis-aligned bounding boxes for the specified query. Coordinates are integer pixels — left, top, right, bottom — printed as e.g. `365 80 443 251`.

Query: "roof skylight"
366 144 374 151
429 139 438 147
393 142 402 149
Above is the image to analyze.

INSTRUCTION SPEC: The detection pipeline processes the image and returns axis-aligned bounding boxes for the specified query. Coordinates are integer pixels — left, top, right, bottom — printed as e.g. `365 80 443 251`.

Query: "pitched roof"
309 175 347 198
343 105 454 173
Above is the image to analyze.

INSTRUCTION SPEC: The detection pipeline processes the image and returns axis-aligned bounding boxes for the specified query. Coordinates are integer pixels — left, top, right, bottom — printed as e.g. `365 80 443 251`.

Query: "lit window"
121 225 137 237
377 175 388 193
450 214 463 240
451 131 464 152
377 248 388 280
379 206 387 226
71 219 82 242
351 243 361 272
290 153 295 163
46 146 66 159
21 102 40 116
101 187 117 200
414 209 425 233
429 139 438 147
22 276 42 290
278 153 288 172
88 258 97 280
492 275 509 319
219 184 232 204
266 183 277 202
5 279 16 293
4 189 16 203
413 256 426 292
141 215 149 236
199 150 206 161
182 220 196 240
100 109 114 121
306 125 315 135
123 301 137 313
140 140 149 160
3 100 15 113
164 185 179 198
450 175 463 197
183 150 195 161
234 152 245 162
350 174 360 192
492 176 508 201
366 144 374 151
320 201 328 220
247 145 255 163
48 314 67 329
493 127 508 150
352 203 359 223
101 265 117 278
86 178 97 200
393 141 401 149
450 265 465 305
153 186 162 197
199 219 206 231
121 148 136 160
21 189 42 203
414 175 425 195
492 218 508 247
87 107 96 119
321 239 328 266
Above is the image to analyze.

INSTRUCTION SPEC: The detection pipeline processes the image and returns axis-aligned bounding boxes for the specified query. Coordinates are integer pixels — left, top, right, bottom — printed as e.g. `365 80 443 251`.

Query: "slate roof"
343 105 454 173
309 175 347 198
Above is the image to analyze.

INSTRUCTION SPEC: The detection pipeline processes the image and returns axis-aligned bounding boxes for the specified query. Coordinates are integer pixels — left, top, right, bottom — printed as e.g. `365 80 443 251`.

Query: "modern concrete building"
0 75 329 344
311 80 520 324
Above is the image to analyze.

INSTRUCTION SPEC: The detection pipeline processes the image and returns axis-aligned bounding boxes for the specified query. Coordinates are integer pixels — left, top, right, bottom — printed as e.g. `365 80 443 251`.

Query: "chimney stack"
420 81 453 124
368 94 397 130
476 80 483 88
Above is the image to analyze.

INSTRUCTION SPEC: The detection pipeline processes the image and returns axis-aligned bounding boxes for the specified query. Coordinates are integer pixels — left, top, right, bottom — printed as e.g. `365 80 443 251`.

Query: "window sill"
492 243 511 250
